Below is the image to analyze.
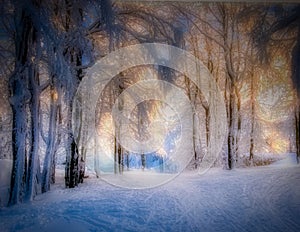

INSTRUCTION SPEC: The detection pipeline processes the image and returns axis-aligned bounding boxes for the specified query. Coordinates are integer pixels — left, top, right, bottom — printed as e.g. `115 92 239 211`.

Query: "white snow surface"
0 154 299 232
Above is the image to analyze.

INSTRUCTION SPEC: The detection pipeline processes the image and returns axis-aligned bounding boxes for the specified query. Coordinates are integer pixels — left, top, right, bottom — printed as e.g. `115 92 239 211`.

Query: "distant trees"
174 2 297 168
175 3 257 169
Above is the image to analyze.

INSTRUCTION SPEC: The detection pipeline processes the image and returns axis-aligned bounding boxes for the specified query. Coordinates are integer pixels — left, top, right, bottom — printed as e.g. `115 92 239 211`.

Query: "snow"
0 154 300 232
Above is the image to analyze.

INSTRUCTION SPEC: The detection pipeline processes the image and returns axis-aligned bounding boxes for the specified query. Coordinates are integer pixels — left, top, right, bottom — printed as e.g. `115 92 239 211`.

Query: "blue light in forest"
124 123 181 173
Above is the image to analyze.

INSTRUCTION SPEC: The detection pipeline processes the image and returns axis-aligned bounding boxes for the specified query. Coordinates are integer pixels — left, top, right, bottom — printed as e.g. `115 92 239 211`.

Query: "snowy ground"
0 154 299 232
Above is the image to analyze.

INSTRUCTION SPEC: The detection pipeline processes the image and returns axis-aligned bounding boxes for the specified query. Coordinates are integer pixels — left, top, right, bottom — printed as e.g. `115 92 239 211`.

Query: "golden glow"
265 130 289 154
256 77 294 123
269 138 289 154
51 89 58 102
97 112 114 158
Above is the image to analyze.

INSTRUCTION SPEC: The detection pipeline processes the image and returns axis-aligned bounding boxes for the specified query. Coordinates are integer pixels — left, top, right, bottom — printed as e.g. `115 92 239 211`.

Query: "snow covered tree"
175 3 255 169
251 5 300 163
8 0 45 204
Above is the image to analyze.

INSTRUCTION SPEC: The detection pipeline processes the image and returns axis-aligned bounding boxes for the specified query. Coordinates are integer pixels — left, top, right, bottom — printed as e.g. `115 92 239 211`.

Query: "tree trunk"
51 101 62 184
249 72 255 162
63 0 85 188
295 104 300 164
65 133 80 188
114 136 119 174
65 102 80 188
41 81 59 193
141 153 146 171
227 91 233 170
292 23 300 164
234 85 241 164
26 64 41 201
114 75 124 174
226 79 241 170
9 4 39 204
9 71 28 204
192 111 197 169
118 144 123 173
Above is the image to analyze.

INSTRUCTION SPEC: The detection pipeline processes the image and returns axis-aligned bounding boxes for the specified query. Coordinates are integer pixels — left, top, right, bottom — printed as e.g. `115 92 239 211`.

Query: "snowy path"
1 162 300 232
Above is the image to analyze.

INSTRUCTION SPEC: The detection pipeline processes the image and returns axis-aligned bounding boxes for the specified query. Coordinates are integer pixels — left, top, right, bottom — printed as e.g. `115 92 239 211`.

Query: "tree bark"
295 108 300 164
292 23 300 164
9 4 40 204
9 70 28 204
249 67 256 163
41 80 59 193
63 0 86 187
26 63 41 201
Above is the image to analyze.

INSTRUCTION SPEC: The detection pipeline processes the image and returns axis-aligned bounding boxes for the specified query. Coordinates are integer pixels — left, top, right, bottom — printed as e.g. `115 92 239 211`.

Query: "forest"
0 0 299 213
